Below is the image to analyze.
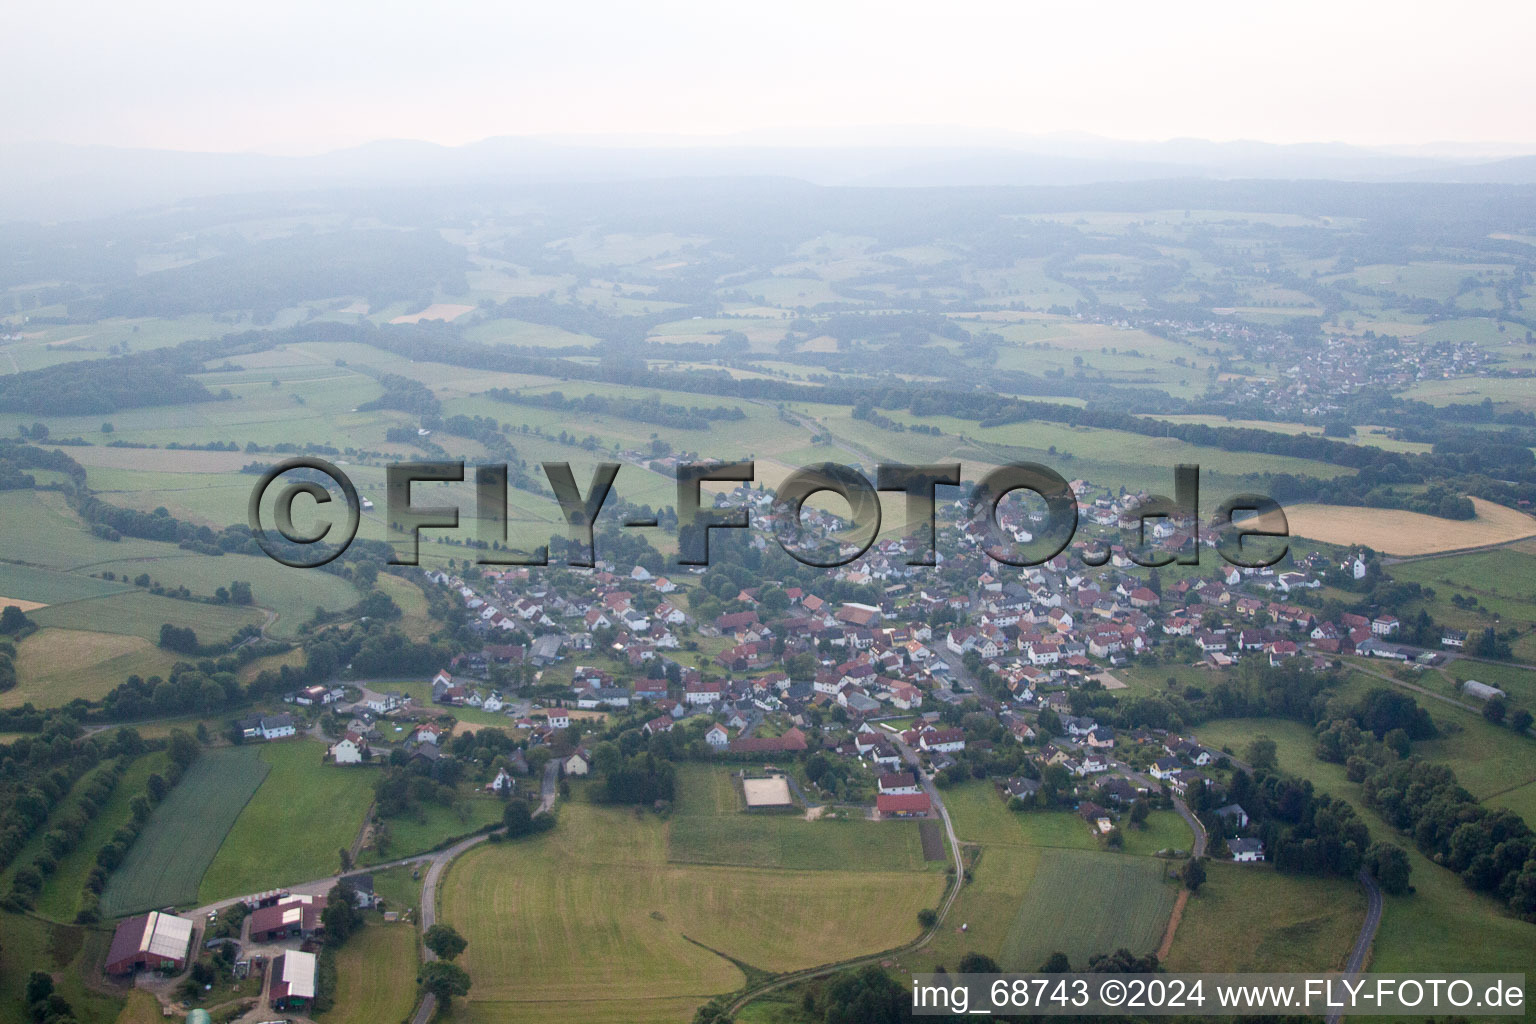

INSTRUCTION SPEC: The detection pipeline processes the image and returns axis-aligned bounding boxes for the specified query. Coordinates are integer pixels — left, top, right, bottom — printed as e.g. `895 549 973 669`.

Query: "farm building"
741 775 794 809
1462 679 1506 701
876 792 932 818
270 950 318 1011
105 911 194 975
249 894 327 942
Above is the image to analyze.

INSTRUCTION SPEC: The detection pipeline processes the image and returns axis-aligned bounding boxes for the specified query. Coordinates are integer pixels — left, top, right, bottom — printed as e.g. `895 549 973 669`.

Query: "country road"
1326 868 1384 1024
410 759 558 1024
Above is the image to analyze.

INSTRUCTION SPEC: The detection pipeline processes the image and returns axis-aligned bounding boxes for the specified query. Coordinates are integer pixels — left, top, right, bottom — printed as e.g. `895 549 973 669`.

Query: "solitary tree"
1181 857 1207 892
420 961 471 1007
424 923 468 962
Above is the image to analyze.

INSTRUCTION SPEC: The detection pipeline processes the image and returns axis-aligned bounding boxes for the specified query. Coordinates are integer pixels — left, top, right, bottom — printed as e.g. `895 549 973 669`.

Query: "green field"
100 745 270 916
1192 716 1536 977
440 790 943 1023
666 766 933 871
198 740 376 902
6 628 180 709
1165 862 1366 972
32 589 265 645
1000 848 1177 970
318 922 420 1024
360 790 506 866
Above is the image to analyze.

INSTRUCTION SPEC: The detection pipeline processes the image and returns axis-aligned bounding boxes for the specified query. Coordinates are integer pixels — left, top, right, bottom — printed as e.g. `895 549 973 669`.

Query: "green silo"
187 1010 212 1024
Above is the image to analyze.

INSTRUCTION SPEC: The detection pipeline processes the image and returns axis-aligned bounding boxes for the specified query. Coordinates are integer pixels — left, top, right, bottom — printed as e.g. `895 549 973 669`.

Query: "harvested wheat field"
1283 497 1536 555
390 302 476 324
0 597 47 612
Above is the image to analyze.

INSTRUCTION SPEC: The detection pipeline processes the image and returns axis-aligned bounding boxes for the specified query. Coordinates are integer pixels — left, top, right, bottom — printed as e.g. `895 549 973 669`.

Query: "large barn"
105 911 194 975
270 950 318 1011
248 893 327 942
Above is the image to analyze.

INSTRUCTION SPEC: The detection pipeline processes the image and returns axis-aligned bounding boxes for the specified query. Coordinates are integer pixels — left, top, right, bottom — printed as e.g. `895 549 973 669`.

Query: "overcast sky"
8 0 1534 155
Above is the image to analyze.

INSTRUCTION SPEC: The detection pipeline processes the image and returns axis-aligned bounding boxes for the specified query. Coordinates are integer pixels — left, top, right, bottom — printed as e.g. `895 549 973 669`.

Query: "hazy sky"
9 0 1535 154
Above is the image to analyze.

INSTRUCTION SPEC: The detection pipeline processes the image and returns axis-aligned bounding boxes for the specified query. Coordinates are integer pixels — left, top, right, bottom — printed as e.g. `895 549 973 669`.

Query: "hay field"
317 923 420 1024
999 848 1177 970
441 799 942 1024
1283 498 1536 555
6 628 180 708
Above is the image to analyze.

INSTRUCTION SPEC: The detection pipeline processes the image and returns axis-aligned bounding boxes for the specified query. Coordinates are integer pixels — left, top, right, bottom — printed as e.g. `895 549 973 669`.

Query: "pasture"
1282 498 1536 555
440 799 942 1024
1164 863 1365 972
198 740 375 902
360 790 506 866
318 922 420 1024
99 745 270 916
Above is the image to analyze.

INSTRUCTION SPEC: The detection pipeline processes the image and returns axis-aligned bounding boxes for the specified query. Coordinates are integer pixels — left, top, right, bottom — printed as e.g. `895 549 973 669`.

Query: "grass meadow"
198 740 375 901
317 922 420 1024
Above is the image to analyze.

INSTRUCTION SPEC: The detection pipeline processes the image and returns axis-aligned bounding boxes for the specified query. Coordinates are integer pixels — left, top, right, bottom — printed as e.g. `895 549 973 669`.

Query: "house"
1229 837 1265 862
341 874 376 909
544 708 571 730
1150 756 1183 781
329 732 369 765
1371 614 1400 636
1005 777 1041 801
684 681 724 705
705 723 730 749
414 722 446 745
270 950 319 1012
1441 629 1466 649
564 749 592 776
105 912 193 975
877 771 920 796
876 792 932 818
1214 803 1250 828
486 767 515 793
241 713 297 741
918 728 966 753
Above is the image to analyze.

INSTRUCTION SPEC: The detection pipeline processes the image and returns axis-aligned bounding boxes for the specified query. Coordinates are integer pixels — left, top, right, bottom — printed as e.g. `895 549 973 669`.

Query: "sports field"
1283 498 1536 555
99 745 270 916
198 740 375 901
440 796 943 1023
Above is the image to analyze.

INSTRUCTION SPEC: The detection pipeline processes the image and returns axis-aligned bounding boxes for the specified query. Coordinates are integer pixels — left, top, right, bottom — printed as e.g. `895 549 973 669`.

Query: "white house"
704 724 730 749
563 750 591 776
544 708 571 730
329 733 368 765
1229 837 1265 862
258 715 296 741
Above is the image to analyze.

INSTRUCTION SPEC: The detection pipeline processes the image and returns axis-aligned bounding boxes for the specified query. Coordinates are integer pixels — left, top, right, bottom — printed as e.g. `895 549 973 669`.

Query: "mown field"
898 782 1188 975
99 745 270 916
0 913 124 1024
197 740 375 902
1165 862 1365 972
440 793 943 1024
318 922 420 1024
1000 848 1177 970
6 628 180 709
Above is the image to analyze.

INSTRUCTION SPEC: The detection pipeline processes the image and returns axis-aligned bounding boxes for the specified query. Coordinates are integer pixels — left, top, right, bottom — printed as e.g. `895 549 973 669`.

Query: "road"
410 759 558 1024
724 735 965 1018
1326 868 1384 1024
1112 759 1207 856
